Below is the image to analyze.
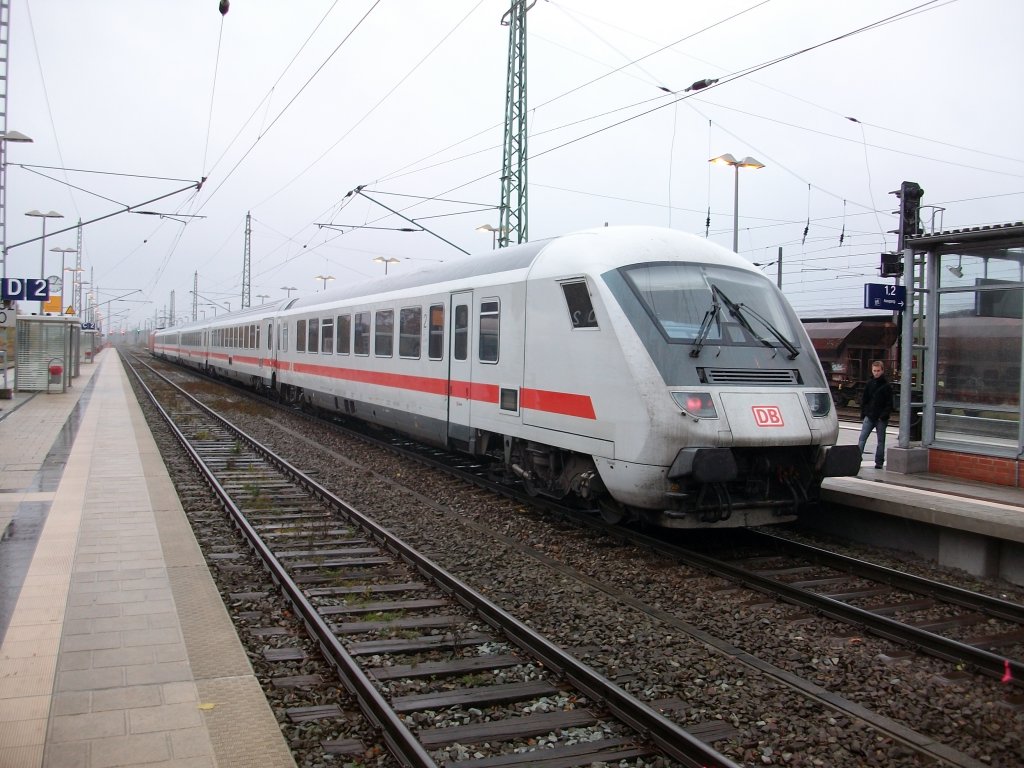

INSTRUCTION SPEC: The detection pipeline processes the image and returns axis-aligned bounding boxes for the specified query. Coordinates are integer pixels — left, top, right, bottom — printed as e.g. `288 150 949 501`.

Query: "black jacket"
861 375 893 422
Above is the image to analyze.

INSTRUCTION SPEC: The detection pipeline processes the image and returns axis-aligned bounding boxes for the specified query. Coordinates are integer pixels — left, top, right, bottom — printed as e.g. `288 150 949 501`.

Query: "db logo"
752 405 784 427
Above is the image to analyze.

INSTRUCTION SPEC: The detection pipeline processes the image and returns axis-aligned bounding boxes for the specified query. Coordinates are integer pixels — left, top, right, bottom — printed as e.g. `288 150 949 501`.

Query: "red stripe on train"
158 351 596 420
521 388 596 419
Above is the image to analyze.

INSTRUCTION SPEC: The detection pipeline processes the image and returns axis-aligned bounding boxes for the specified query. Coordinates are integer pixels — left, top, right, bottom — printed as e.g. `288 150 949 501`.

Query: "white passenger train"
153 226 860 528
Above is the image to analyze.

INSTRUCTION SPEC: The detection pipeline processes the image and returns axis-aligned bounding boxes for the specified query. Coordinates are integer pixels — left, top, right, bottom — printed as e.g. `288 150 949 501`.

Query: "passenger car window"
399 307 421 358
337 314 351 354
354 312 370 355
428 304 444 360
562 281 598 328
454 304 468 361
479 299 499 363
321 317 334 354
307 318 319 353
296 320 306 352
375 310 394 357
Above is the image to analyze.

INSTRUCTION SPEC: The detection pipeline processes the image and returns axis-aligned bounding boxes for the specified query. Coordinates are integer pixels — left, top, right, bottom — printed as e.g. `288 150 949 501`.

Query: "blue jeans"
858 416 887 467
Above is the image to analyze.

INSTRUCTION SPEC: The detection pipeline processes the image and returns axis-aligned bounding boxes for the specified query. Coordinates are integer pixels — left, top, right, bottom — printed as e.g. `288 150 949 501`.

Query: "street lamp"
25 210 64 313
475 223 504 250
709 153 764 252
314 275 334 291
255 293 270 303
373 256 400 274
281 286 297 297
51 246 78 313
1 131 33 280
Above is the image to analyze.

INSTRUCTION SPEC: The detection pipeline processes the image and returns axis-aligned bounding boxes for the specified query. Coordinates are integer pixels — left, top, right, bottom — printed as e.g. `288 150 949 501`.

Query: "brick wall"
929 449 1022 487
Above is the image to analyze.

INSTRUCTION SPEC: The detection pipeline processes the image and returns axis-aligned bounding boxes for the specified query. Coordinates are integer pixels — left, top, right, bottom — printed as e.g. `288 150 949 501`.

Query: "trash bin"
47 359 65 394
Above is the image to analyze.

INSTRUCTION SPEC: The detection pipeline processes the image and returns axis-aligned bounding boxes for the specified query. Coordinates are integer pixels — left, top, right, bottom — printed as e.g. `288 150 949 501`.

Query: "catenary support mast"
0 0 11 276
242 210 251 308
498 1 533 248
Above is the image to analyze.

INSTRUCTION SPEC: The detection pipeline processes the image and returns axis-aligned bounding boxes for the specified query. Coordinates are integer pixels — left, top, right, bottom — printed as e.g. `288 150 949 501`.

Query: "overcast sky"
4 0 1022 328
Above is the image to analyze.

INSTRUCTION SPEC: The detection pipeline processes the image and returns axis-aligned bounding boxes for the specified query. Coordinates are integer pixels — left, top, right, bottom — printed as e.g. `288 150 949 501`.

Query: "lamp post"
373 256 400 274
314 275 334 291
475 223 504 250
281 286 297 297
51 246 78 313
709 154 764 252
25 210 64 313
0 130 33 279
255 293 270 304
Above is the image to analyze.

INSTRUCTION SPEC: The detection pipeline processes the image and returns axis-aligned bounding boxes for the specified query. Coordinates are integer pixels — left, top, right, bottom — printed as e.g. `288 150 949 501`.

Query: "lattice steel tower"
498 1 533 248
0 0 11 276
241 211 251 308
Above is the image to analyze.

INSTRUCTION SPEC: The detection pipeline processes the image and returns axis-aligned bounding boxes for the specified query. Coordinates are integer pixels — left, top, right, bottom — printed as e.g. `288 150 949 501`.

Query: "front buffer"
598 391 860 529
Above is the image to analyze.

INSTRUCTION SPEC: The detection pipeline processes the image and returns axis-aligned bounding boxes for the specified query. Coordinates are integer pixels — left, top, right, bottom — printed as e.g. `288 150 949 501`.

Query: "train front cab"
566 235 861 527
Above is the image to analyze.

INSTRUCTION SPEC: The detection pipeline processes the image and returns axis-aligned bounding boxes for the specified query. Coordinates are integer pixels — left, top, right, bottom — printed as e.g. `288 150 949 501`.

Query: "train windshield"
620 263 802 351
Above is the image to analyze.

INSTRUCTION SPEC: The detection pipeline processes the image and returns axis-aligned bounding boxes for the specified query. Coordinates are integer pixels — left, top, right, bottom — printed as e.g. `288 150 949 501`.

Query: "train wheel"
598 497 625 525
522 475 540 497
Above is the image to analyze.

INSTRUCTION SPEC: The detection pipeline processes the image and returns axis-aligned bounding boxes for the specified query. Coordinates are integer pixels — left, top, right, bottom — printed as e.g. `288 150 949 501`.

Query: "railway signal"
891 180 924 251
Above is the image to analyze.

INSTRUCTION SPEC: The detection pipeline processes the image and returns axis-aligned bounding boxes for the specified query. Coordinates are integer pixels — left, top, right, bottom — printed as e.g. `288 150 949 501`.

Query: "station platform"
820 424 1024 585
0 351 295 768
0 352 1021 766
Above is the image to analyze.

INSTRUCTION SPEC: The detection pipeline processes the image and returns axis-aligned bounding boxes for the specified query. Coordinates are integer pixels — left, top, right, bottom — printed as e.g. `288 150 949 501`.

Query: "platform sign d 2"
1 277 50 301
864 282 906 311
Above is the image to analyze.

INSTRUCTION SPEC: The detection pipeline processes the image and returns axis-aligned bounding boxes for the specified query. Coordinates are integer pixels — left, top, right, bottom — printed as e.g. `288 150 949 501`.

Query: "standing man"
858 360 894 470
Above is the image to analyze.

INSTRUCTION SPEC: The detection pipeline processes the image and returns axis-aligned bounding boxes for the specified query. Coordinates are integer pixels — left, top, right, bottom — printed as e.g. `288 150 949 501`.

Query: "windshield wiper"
712 285 800 359
735 301 800 359
689 295 720 358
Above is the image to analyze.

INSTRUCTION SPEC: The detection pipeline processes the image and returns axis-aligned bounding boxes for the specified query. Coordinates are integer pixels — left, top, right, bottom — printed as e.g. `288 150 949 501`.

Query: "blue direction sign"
864 282 906 310
1 277 50 301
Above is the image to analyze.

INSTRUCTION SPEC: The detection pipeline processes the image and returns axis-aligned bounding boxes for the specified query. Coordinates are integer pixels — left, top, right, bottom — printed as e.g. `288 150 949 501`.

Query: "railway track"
133 351 1024 766
124 352 737 768
229 373 1024 686
736 530 1024 672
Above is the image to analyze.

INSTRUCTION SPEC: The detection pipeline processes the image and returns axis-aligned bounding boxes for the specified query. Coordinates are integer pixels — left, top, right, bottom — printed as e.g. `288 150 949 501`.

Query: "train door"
269 319 281 387
447 291 474 450
259 320 272 372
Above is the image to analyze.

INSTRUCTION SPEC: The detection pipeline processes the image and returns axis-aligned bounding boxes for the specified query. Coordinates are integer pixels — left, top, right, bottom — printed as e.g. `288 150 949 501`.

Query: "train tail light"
671 391 718 419
804 392 832 417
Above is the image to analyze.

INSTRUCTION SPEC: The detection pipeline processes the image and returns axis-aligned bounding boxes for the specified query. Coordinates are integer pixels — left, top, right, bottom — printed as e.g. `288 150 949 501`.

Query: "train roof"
286 226 757 311
164 298 292 333
156 227 761 334
288 238 552 309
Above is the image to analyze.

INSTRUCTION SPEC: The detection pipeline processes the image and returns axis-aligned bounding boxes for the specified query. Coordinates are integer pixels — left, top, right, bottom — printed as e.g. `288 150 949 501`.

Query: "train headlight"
804 392 832 417
671 391 718 419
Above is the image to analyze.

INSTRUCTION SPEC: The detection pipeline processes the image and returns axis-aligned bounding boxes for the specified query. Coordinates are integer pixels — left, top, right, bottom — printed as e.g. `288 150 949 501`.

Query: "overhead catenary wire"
251 0 488 211
200 10 227 179
146 0 1015 321
195 0 384 213
202 0 343 181
366 0 955 238
23 1 80 219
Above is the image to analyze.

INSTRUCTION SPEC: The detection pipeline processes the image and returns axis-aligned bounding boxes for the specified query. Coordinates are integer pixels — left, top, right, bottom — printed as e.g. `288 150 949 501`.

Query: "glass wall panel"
934 245 1021 450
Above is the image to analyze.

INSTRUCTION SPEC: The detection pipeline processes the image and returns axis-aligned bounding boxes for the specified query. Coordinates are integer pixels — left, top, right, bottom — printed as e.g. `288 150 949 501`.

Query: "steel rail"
629 529 1024 688
128 355 740 768
750 528 1024 624
125 356 438 768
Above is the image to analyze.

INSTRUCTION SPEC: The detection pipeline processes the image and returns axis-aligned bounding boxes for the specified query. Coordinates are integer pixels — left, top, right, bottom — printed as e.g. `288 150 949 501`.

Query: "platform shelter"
892 221 1024 486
